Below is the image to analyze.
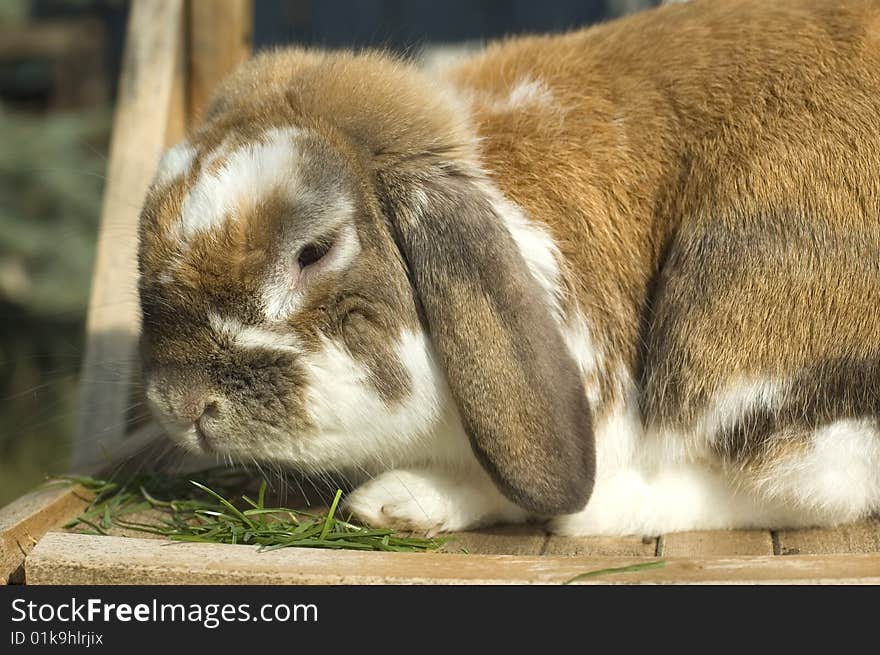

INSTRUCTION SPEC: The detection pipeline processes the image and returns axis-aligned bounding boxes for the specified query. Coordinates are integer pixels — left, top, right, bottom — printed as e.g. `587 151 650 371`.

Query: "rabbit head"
138 49 594 515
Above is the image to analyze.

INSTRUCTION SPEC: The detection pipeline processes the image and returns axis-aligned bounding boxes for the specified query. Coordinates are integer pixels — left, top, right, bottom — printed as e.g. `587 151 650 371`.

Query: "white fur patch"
756 418 880 521
562 310 604 406
592 374 644 472
207 312 302 353
154 141 197 187
282 330 472 472
235 326 302 353
487 77 555 113
550 457 806 536
176 127 303 240
157 253 184 286
650 378 789 462
700 379 786 438
550 376 806 536
483 183 564 321
507 78 554 108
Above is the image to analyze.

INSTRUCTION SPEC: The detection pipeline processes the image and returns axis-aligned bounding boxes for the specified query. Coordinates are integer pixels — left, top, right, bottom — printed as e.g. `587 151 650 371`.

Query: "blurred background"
0 0 663 506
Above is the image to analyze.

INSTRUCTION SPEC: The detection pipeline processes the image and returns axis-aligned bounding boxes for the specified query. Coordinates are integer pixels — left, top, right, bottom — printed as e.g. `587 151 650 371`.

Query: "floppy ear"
377 163 595 515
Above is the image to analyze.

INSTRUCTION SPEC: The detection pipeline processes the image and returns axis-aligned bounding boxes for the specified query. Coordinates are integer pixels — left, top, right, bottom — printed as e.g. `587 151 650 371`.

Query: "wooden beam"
25 533 880 585
775 519 880 555
186 0 253 123
441 525 548 555
0 484 91 584
164 6 189 146
660 530 775 557
543 534 658 557
73 0 186 469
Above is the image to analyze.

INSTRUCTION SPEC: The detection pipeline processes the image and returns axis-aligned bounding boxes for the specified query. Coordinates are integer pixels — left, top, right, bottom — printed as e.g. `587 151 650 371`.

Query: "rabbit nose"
178 395 219 423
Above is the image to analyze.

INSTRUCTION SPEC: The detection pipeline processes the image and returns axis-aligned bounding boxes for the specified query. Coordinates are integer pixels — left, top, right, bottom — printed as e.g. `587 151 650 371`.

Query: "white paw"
343 468 529 535
343 470 463 535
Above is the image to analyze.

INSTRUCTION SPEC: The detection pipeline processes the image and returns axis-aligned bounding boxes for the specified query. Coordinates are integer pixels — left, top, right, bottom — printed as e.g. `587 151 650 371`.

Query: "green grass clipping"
562 560 667 584
58 470 446 553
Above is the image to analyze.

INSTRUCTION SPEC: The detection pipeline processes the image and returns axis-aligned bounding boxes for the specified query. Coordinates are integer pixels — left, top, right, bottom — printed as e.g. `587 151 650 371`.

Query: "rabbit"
138 0 880 536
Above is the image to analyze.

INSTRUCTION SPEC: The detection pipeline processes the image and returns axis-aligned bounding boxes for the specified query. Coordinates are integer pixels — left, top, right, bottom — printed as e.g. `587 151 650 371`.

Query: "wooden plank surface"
26 532 880 585
543 535 658 557
187 0 253 121
72 0 185 469
660 530 774 557
775 518 880 555
0 483 92 583
442 525 548 555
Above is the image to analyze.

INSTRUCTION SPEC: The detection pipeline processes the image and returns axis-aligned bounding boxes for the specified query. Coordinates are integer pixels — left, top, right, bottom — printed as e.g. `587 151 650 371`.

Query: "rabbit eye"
297 241 331 268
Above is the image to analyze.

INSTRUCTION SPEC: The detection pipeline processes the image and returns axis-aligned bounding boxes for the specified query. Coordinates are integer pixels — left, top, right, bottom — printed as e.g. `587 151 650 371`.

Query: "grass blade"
320 489 343 540
188 480 257 529
562 560 667 584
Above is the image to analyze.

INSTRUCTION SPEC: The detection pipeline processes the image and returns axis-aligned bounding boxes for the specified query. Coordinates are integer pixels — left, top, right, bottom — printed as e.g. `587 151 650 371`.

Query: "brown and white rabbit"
138 0 880 536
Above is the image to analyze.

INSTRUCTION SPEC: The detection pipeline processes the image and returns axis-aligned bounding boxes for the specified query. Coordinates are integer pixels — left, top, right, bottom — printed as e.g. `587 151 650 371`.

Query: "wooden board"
72 0 254 468
775 518 880 555
0 483 91 583
72 0 186 469
441 525 548 555
187 0 253 121
543 535 658 557
164 3 188 146
25 532 880 585
660 530 774 557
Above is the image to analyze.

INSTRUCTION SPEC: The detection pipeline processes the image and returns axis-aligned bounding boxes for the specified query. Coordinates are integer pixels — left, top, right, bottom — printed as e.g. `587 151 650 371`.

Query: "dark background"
253 0 649 49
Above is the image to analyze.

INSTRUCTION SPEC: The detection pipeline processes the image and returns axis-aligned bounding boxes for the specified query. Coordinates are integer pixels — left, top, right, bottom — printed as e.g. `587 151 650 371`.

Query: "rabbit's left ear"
376 163 595 515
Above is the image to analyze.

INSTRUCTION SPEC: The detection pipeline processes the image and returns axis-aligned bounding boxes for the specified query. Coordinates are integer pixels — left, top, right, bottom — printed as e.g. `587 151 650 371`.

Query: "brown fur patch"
451 0 880 420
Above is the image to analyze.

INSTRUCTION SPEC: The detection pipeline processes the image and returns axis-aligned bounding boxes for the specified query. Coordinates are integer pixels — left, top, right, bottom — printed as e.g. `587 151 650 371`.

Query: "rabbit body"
139 0 880 535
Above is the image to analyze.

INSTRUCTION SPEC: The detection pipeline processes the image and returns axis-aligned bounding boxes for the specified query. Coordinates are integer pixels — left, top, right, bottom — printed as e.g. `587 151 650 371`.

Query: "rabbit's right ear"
375 162 595 515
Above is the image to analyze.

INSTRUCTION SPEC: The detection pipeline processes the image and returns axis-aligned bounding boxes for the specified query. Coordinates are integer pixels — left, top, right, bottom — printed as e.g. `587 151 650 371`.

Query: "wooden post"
73 0 253 469
73 0 186 470
187 0 253 122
